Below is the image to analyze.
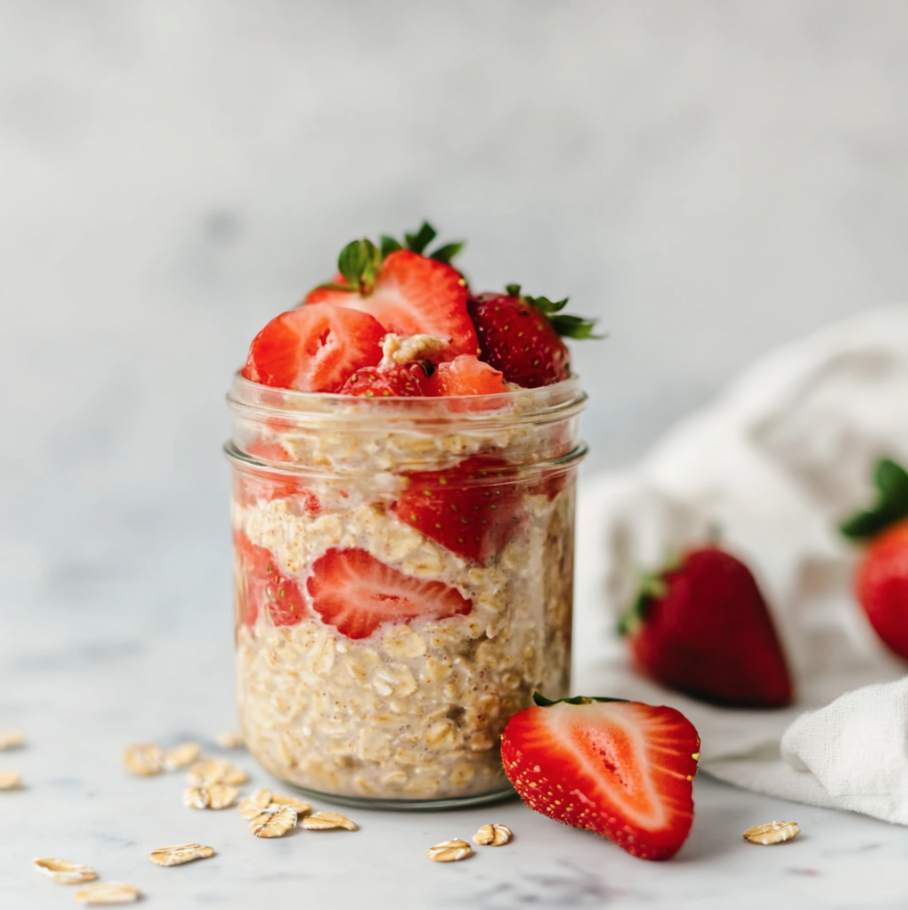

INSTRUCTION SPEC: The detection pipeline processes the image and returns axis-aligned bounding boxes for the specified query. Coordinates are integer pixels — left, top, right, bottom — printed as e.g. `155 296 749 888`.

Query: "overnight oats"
226 224 595 808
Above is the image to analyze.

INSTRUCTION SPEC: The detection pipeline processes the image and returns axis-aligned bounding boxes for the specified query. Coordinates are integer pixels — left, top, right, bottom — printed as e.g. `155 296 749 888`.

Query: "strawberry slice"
306 548 472 639
501 694 700 861
235 440 321 509
234 532 307 627
307 249 477 358
425 354 507 396
339 362 432 397
241 302 385 392
392 456 526 564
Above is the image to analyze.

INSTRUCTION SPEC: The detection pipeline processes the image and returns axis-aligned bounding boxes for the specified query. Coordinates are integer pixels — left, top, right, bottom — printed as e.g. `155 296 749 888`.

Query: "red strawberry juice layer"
228 380 582 802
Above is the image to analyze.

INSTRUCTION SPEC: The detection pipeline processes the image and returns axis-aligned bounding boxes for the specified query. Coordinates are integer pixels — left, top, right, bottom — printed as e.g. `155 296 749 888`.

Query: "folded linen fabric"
573 305 908 823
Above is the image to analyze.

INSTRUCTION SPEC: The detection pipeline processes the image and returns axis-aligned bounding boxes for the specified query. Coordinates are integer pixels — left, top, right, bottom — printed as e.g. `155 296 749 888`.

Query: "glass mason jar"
225 374 587 809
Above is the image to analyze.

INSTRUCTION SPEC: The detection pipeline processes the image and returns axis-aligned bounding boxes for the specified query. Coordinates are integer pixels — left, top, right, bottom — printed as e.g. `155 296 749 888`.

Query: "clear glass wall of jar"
225 375 587 809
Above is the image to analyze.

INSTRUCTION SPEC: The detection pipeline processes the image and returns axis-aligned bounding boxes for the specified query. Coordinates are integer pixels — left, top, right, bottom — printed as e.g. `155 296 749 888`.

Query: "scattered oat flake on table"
427 839 473 862
300 811 358 831
216 731 245 749
473 823 512 846
183 784 239 810
122 743 164 776
187 758 248 787
238 788 273 820
743 821 801 845
149 842 216 866
74 882 140 904
270 793 312 816
163 741 201 771
0 731 24 751
0 770 21 790
249 805 298 838
33 858 98 884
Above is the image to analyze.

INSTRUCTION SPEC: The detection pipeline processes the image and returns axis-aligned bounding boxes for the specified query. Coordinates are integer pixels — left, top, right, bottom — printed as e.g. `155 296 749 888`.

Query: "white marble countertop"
2 611 907 910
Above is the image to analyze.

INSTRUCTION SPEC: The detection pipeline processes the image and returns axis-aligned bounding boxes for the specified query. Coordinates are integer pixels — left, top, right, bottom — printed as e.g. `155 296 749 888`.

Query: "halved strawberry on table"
234 532 308 627
392 456 525 564
307 547 472 639
501 693 700 861
305 229 478 358
242 302 385 392
469 285 598 388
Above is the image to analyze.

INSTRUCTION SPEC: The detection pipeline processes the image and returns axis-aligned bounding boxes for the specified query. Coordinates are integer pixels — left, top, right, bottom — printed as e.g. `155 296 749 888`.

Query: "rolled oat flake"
0 770 21 790
150 843 215 866
427 839 473 862
33 858 97 884
73 881 141 904
743 821 801 845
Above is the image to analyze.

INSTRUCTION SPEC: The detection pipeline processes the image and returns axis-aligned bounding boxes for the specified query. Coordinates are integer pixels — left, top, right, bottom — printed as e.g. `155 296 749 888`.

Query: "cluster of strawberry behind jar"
241 222 597 397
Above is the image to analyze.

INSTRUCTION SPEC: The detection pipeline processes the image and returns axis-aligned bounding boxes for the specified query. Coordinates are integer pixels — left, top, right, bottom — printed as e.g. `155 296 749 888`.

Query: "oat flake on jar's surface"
226 376 587 808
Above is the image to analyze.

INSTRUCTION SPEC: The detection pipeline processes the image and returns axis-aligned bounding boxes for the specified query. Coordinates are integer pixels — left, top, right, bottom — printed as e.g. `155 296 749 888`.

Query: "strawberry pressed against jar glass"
226 374 587 809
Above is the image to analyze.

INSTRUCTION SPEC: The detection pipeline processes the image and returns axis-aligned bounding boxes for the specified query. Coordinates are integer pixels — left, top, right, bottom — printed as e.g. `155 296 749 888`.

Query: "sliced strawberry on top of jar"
339 362 433 398
241 302 385 392
306 242 478 359
307 548 472 639
424 354 508 397
392 456 526 564
234 532 308 627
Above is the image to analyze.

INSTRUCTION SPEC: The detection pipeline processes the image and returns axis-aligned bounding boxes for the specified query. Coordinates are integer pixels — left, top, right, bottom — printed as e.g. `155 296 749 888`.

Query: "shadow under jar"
225 374 587 809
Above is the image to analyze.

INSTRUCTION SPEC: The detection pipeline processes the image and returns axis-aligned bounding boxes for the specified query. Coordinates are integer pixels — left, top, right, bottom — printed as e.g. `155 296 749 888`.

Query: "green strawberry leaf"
840 458 908 541
429 241 464 265
337 239 383 295
533 691 629 707
380 235 403 258
513 290 604 341
404 222 437 255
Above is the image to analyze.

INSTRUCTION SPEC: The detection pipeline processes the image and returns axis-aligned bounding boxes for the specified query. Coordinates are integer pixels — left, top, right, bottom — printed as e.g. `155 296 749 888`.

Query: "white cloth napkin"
574 305 908 824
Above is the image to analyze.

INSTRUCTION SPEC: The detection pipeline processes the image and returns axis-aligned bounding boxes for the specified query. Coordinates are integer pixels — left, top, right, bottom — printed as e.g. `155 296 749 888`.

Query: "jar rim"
227 372 587 429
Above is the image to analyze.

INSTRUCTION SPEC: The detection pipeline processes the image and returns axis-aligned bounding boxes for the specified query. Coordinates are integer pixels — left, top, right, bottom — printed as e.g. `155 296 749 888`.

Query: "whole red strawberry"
501 693 700 861
840 458 908 661
468 285 598 388
619 547 793 708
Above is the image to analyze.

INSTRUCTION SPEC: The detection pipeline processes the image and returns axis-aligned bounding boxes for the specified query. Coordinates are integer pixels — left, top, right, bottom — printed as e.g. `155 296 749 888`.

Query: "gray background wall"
3 0 908 627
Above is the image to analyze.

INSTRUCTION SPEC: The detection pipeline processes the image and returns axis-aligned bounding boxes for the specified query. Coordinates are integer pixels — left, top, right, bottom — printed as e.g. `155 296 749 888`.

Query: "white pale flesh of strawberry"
341 280 453 344
547 702 686 832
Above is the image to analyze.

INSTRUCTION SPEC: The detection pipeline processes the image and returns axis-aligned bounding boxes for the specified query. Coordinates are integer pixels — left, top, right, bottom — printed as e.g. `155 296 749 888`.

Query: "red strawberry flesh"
234 532 308 627
501 699 700 861
425 354 507 397
242 302 385 392
307 251 477 358
340 362 431 398
307 548 472 639
392 456 526 564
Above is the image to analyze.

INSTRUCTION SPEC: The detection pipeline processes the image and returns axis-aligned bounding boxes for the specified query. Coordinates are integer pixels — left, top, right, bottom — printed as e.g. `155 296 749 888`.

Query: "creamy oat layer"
234 487 574 801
